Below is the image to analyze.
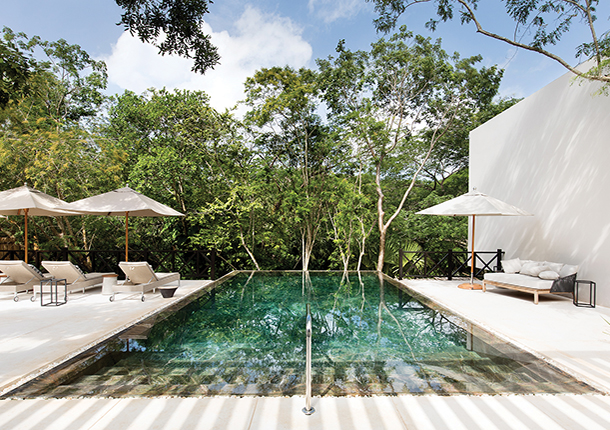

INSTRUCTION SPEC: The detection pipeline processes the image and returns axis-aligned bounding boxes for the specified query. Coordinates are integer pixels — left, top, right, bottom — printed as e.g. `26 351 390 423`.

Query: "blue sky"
3 0 609 112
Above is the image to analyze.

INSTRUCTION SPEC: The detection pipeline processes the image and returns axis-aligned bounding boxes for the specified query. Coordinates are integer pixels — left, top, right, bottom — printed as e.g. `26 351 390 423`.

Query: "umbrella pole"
125 211 129 262
458 215 482 290
24 209 28 264
470 215 475 284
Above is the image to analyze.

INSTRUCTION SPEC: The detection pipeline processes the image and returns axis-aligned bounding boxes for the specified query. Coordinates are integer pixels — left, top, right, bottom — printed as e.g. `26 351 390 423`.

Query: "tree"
244 66 348 271
103 88 242 252
369 0 610 91
0 28 108 131
0 28 36 108
318 29 503 271
115 0 219 74
0 30 122 252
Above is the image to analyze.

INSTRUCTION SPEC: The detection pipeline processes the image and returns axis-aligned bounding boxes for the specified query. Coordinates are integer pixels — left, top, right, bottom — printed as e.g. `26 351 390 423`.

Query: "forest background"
0 24 520 276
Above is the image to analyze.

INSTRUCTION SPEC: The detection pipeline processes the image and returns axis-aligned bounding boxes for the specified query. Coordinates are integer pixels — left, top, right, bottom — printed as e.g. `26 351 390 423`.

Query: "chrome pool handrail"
303 303 315 415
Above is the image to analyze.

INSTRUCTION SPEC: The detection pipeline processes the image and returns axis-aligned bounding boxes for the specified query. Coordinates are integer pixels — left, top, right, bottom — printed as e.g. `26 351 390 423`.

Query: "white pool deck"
2 278 610 429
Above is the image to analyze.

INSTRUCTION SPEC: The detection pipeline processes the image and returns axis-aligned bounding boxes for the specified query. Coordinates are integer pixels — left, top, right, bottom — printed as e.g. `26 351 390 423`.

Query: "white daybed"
483 258 579 304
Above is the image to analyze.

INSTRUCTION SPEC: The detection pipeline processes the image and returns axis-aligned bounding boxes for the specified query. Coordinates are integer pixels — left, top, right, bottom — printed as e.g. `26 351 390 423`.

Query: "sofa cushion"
484 273 554 290
539 270 560 280
502 258 521 274
559 264 579 277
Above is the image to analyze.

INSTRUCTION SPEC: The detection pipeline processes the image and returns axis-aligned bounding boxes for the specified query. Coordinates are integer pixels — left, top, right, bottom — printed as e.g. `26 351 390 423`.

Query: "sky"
3 0 609 113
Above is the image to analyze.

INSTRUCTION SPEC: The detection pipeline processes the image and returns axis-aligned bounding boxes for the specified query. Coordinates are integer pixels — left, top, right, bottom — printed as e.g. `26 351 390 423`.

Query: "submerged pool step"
31 350 593 399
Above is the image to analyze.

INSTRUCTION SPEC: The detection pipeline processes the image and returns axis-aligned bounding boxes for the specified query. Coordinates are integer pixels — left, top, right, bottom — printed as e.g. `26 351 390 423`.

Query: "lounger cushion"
0 261 47 283
484 273 554 290
119 262 159 284
41 261 86 283
502 258 521 274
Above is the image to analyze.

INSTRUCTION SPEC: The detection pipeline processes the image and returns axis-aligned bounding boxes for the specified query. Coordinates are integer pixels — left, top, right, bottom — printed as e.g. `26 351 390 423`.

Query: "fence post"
398 249 404 280
62 247 68 261
496 248 503 272
447 249 453 281
211 249 216 280
424 251 428 277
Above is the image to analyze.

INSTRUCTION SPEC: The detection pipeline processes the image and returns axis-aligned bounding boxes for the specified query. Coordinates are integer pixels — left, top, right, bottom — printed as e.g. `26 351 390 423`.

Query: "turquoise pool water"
11 271 593 397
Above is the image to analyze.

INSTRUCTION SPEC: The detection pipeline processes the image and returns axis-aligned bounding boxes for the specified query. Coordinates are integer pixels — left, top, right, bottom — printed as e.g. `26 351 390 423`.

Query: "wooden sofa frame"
482 273 576 305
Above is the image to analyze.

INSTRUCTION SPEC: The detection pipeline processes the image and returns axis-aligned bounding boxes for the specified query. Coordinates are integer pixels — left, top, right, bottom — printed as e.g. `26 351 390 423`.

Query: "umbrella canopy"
62 186 184 217
62 187 184 261
416 190 532 289
416 190 532 217
0 184 77 263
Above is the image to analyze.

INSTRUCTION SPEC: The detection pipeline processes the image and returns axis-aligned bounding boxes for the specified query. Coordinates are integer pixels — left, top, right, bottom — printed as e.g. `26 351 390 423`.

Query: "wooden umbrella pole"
24 208 29 264
458 214 481 290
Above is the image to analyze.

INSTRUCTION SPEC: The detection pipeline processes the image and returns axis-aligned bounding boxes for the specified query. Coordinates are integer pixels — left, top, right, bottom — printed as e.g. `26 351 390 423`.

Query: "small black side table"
41 278 67 307
574 280 596 308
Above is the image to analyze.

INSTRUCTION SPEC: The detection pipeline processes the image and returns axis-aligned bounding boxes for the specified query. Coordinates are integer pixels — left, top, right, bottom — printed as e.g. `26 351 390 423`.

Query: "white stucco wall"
470 66 610 306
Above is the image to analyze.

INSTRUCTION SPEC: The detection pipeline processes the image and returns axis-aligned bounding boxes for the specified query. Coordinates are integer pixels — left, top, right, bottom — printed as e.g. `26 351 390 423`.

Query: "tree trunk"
239 228 260 270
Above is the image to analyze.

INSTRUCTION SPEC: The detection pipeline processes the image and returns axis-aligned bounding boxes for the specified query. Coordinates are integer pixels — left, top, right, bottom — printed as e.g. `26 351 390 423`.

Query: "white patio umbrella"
0 184 77 263
62 186 184 261
416 189 532 290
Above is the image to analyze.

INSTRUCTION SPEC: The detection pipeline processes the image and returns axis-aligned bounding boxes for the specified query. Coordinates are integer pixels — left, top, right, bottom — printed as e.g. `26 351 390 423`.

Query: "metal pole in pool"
303 303 315 415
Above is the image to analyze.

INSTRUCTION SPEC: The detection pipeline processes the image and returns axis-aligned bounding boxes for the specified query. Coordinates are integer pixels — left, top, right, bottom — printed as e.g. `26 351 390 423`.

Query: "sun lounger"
113 261 180 302
37 261 114 300
0 260 52 302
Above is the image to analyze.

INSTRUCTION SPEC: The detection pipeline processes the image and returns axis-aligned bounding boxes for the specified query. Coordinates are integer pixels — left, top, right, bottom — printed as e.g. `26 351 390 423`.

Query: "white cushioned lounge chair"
38 261 114 300
113 261 180 302
0 260 52 302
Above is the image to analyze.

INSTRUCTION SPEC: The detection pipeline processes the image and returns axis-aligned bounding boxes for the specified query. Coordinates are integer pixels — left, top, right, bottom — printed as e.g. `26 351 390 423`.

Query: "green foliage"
244 66 352 270
0 26 517 275
318 28 504 271
0 27 36 108
115 0 219 74
369 0 610 91
0 29 124 252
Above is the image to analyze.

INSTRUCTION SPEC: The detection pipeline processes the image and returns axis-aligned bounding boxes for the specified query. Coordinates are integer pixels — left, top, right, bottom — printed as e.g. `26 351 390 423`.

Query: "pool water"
11 271 594 398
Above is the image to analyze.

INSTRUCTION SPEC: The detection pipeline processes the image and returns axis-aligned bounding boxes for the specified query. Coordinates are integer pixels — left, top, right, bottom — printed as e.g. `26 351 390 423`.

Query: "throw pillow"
502 258 521 274
544 261 564 273
539 270 560 280
520 263 548 277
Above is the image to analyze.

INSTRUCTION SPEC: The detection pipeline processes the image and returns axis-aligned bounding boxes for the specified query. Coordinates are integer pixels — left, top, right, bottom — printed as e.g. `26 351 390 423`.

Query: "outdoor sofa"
0 260 52 302
111 261 180 302
483 258 579 304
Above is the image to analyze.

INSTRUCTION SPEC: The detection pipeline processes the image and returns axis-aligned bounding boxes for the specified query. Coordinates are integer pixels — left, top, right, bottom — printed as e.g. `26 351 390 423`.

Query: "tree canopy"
0 26 517 275
115 0 219 74
369 0 610 91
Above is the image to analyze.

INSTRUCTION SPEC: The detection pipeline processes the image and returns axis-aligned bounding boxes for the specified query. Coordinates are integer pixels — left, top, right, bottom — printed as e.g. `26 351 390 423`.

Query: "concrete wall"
470 66 610 306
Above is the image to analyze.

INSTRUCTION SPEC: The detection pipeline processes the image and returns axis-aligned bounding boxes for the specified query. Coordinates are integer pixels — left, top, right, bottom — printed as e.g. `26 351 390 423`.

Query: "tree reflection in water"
39 271 592 398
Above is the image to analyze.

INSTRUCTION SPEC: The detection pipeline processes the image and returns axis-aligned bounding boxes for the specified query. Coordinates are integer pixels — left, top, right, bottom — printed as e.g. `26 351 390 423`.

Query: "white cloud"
102 6 313 113
307 0 365 23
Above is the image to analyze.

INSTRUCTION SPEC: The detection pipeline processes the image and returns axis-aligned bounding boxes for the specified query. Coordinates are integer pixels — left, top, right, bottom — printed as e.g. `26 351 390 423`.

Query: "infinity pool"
8 271 594 398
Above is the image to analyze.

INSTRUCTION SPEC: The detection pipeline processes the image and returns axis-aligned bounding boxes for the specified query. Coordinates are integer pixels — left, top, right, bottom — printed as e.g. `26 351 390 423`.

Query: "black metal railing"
397 249 504 280
0 248 217 280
